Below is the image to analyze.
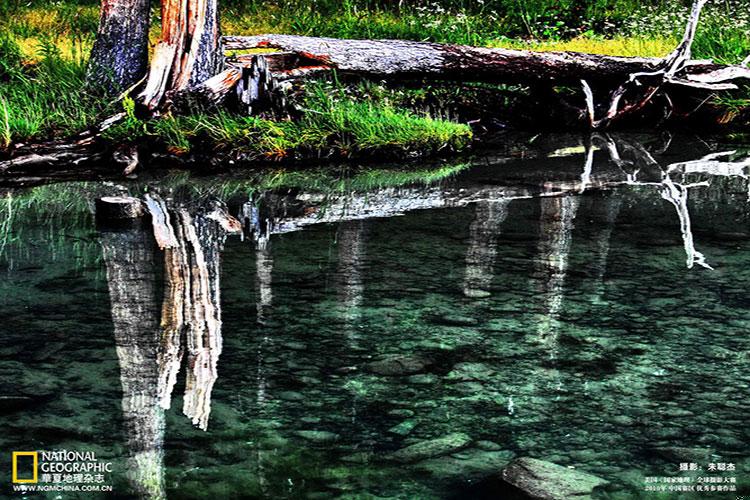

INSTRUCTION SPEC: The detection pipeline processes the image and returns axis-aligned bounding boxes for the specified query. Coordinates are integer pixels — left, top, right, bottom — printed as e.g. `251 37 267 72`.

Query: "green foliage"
103 80 472 159
0 33 24 81
0 36 108 146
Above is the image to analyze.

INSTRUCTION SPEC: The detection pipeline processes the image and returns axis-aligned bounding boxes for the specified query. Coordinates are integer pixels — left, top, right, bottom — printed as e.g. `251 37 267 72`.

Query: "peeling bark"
140 0 223 109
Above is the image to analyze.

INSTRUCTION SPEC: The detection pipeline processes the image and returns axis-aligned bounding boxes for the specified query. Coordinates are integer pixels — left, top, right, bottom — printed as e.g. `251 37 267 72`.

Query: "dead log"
222 0 750 128
223 34 750 89
223 34 668 86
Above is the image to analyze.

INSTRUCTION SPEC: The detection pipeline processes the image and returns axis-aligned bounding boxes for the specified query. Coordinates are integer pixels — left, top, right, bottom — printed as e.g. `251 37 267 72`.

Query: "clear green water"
1 134 749 499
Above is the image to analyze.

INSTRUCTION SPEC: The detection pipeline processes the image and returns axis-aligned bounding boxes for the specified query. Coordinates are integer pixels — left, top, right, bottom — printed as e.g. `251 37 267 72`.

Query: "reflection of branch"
580 137 594 193
598 134 727 270
659 175 713 270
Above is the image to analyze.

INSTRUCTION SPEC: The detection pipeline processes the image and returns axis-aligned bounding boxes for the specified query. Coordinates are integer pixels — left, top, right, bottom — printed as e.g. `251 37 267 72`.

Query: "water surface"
1 133 749 499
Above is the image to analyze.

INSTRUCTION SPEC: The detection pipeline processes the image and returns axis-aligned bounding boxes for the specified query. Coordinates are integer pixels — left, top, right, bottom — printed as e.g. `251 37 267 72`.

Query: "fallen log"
222 34 750 89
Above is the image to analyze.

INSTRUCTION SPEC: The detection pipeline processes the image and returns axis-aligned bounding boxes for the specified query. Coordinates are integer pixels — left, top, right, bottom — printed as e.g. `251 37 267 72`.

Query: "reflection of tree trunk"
334 220 368 426
255 242 273 326
146 196 232 431
179 210 225 431
535 196 580 352
335 220 367 324
100 220 165 500
463 200 511 298
590 193 623 300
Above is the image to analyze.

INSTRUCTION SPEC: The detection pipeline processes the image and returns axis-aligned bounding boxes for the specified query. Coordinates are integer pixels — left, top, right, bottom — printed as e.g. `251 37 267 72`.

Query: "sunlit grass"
490 36 677 58
104 81 473 159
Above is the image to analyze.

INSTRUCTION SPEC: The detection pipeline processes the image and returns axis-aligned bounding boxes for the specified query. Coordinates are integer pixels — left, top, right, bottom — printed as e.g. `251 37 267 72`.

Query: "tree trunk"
139 0 223 109
87 0 152 94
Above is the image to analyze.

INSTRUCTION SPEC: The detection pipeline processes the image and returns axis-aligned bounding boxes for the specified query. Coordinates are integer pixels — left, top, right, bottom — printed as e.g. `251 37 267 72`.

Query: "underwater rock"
436 314 480 326
277 391 305 401
476 440 504 452
390 433 472 463
365 355 432 376
294 430 341 443
652 447 713 464
388 420 418 436
445 362 495 382
412 448 515 481
387 409 415 418
611 415 635 426
407 374 438 385
500 457 609 500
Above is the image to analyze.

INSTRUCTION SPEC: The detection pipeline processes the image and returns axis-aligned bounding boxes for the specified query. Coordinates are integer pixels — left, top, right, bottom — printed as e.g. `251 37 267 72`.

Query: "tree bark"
223 34 750 88
87 0 152 94
139 0 223 109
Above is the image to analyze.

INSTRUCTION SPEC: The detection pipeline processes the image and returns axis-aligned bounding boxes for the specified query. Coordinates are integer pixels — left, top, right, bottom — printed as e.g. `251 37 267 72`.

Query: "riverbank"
1 0 749 162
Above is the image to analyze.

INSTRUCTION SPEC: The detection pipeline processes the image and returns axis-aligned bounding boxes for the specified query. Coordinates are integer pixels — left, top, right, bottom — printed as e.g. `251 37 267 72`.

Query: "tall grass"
104 81 473 159
0 36 109 145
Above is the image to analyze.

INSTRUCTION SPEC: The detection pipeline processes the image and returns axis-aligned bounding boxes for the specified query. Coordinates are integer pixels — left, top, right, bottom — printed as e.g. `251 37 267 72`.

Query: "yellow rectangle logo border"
12 451 38 484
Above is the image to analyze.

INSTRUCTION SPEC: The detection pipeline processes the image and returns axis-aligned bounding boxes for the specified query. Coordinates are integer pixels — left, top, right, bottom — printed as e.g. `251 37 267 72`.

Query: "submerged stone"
365 355 432 376
445 362 495 382
436 314 480 326
387 409 415 418
500 457 608 499
412 448 515 481
295 430 340 443
388 420 419 436
475 440 504 451
277 391 305 401
390 433 472 463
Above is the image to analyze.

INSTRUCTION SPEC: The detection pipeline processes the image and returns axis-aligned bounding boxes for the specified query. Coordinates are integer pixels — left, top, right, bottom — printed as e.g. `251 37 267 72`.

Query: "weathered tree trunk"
87 0 152 93
225 34 667 86
139 0 223 109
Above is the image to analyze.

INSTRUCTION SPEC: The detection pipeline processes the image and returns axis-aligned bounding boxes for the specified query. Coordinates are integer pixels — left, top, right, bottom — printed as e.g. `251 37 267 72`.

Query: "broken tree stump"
96 196 145 220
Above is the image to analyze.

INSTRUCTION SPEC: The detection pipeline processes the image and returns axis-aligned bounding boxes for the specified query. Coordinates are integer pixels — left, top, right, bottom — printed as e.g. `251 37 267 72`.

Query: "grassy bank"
1 0 749 158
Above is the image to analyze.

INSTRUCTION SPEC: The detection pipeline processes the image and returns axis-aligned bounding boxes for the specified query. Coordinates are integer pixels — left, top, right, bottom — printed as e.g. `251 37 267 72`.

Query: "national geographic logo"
10 450 113 493
12 452 38 484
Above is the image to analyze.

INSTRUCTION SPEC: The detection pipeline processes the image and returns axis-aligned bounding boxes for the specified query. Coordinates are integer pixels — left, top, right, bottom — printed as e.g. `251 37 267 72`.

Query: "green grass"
0 35 110 144
104 81 473 160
